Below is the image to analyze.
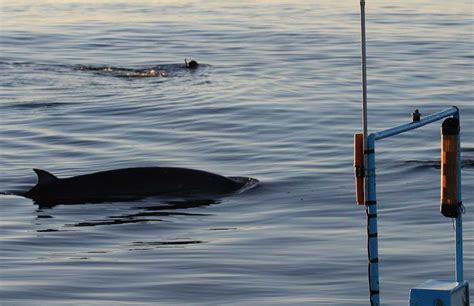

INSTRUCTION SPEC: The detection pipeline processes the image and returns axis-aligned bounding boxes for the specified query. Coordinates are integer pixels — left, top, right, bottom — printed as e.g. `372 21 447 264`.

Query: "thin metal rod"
455 188 464 283
360 0 368 155
373 107 458 141
453 111 464 282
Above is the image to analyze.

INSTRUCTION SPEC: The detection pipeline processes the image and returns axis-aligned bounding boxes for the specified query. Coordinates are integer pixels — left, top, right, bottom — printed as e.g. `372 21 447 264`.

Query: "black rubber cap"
442 117 460 135
441 203 459 218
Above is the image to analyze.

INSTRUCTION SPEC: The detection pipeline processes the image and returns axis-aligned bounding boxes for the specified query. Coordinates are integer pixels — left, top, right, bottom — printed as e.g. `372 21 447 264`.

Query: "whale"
23 167 258 206
76 59 199 78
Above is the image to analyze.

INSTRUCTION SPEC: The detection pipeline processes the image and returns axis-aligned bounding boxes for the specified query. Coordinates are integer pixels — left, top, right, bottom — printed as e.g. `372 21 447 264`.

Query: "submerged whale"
23 167 258 205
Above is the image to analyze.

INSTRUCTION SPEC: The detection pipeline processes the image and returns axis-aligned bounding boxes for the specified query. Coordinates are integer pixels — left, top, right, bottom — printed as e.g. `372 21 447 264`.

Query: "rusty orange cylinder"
441 118 460 218
354 133 365 205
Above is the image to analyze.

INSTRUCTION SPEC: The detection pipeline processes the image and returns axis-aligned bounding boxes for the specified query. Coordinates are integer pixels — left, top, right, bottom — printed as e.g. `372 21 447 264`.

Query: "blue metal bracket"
362 106 466 305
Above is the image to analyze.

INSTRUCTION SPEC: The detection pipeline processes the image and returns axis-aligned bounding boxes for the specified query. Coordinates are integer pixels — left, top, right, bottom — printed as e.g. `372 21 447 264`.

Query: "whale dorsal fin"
33 169 59 186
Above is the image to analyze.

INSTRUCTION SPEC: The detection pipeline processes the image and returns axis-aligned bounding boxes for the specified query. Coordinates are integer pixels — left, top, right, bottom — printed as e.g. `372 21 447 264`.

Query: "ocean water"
0 1 472 305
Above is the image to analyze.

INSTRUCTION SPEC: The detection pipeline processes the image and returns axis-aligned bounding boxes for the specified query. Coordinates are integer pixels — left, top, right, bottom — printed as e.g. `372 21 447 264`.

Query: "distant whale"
23 167 258 205
76 59 199 78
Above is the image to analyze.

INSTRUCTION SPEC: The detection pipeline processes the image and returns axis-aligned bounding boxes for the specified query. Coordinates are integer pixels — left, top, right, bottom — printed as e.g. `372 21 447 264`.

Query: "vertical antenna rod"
360 0 368 146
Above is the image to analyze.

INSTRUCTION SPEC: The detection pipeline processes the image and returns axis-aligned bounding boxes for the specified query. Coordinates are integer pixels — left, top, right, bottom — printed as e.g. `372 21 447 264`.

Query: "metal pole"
453 110 464 282
360 0 368 161
366 134 380 306
373 107 458 141
360 0 378 304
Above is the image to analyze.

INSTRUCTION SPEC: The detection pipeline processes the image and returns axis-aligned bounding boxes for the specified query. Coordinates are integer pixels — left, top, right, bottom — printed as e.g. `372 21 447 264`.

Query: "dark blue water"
1 1 472 305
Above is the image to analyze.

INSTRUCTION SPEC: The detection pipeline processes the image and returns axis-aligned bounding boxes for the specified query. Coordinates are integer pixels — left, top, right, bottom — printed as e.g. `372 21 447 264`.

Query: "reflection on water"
131 240 203 248
35 198 219 228
70 199 216 227
404 159 474 170
138 198 219 211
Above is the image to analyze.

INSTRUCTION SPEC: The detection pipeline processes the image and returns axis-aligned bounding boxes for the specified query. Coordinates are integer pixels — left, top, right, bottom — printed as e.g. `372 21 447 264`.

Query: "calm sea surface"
0 1 472 305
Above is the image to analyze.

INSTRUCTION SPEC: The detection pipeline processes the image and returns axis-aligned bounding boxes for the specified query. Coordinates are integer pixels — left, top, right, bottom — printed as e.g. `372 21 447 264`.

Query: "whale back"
23 167 256 205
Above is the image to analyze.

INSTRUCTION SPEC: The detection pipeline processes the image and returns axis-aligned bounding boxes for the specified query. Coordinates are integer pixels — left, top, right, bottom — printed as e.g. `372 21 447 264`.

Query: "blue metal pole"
374 107 458 141
453 110 464 283
366 133 380 306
